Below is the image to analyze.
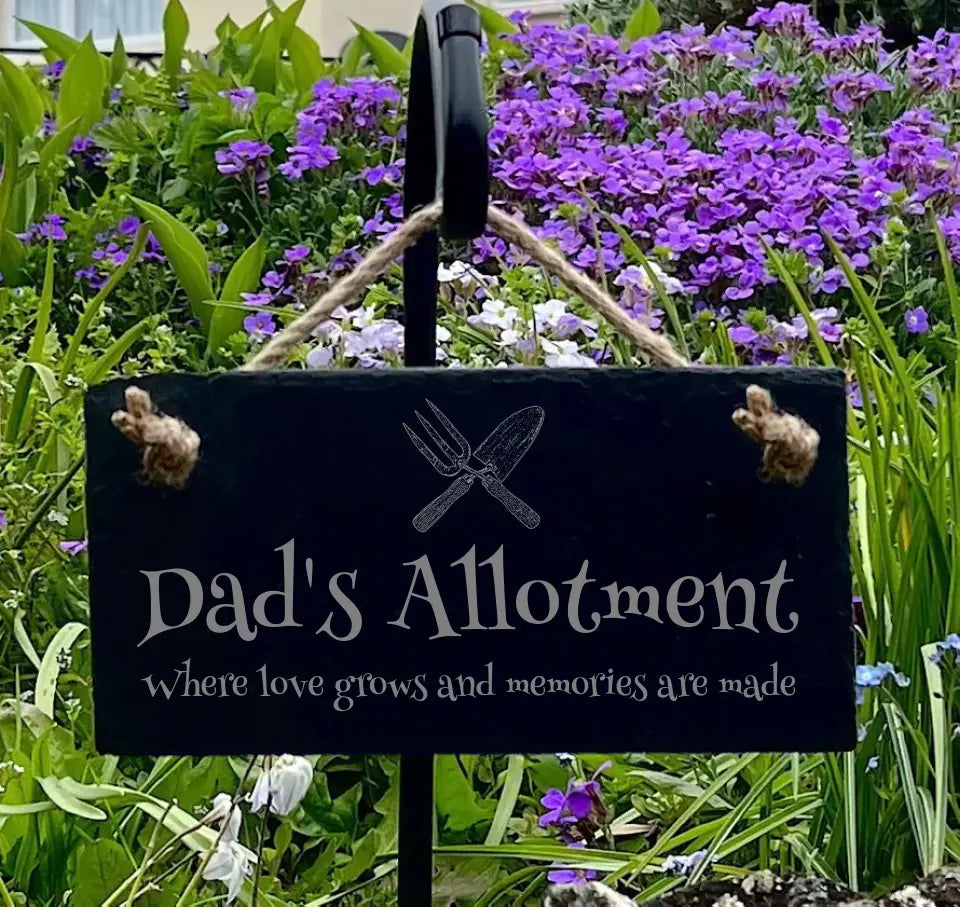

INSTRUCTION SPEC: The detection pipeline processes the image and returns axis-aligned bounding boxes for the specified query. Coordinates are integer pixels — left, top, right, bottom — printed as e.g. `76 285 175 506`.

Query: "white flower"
249 754 313 816
471 299 518 331
541 339 597 369
204 792 242 844
436 325 451 342
307 346 334 368
500 328 522 346
533 298 567 329
203 840 255 903
437 261 469 283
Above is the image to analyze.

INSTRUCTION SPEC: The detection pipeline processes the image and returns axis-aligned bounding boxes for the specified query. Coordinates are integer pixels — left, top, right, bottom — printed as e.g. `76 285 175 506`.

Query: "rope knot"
732 385 819 486
111 387 200 489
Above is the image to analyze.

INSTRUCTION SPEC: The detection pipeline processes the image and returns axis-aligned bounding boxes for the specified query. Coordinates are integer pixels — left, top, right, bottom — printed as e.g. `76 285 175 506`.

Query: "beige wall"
182 0 423 58
183 0 566 57
0 0 566 60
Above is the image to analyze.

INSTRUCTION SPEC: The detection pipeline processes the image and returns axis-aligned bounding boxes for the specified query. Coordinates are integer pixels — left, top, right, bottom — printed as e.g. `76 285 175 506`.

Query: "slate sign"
84 367 855 756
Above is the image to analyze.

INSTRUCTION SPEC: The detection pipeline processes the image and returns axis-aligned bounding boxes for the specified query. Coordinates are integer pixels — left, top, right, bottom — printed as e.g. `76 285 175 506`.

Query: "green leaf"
83 319 152 384
130 196 214 326
0 800 55 816
57 35 105 132
298 776 360 836
19 19 81 59
35 622 86 719
208 234 266 353
62 225 148 381
0 117 20 234
624 0 661 40
38 776 107 820
162 0 190 77
0 229 25 285
216 15 239 41
38 116 84 176
288 26 325 94
3 241 57 445
484 755 524 845
110 30 127 85
340 829 380 884
464 0 519 39
72 839 131 907
0 55 44 138
436 755 495 832
245 18 282 92
233 11 269 47
340 36 365 77
350 21 408 77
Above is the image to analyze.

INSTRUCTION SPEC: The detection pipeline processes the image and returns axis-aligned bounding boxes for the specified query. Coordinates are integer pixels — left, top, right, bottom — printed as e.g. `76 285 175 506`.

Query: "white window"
13 0 162 48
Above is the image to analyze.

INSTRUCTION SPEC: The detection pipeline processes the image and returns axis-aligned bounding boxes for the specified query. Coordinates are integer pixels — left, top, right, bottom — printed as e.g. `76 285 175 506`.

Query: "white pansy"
541 339 597 368
249 754 313 816
203 840 255 903
204 792 242 844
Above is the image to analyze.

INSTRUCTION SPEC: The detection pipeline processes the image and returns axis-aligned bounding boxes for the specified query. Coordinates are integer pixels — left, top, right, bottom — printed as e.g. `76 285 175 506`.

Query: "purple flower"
19 213 68 245
547 867 597 885
729 324 759 345
262 270 285 290
215 140 273 177
242 291 273 306
59 540 88 556
42 59 66 80
244 311 277 337
117 216 141 237
219 87 258 114
284 244 311 263
0 510 6 529
905 306 929 334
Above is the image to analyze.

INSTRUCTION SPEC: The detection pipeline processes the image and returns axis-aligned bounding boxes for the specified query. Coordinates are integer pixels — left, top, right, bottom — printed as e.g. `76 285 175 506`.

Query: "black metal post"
400 2 487 903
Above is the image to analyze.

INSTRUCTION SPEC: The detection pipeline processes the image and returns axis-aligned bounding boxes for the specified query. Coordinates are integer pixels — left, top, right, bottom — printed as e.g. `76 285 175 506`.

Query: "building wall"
0 0 567 59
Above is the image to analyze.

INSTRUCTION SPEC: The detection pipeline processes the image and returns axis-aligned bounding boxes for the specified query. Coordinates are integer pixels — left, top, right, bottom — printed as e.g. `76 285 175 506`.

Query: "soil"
544 869 960 907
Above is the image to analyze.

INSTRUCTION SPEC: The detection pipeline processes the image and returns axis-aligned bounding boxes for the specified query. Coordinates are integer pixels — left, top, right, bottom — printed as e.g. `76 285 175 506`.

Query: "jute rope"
113 200 820 488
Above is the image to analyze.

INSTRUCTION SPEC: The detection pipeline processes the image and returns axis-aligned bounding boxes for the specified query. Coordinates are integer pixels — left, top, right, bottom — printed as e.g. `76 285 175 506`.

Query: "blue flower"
662 850 712 876
930 633 960 665
855 662 910 704
866 756 879 773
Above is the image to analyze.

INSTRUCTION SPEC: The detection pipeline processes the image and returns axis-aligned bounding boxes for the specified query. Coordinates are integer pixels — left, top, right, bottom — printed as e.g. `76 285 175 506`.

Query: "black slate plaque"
84 367 854 755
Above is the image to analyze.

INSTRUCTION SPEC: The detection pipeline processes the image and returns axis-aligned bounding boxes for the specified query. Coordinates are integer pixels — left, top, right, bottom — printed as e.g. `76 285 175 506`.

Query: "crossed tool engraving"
404 400 544 533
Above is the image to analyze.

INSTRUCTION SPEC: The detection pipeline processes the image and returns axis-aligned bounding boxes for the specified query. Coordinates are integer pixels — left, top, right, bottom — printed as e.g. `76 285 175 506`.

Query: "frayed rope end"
732 384 819 486
111 386 200 489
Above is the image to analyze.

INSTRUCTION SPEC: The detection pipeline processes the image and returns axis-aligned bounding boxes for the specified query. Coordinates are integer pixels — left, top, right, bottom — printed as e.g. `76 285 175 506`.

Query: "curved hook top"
403 0 489 241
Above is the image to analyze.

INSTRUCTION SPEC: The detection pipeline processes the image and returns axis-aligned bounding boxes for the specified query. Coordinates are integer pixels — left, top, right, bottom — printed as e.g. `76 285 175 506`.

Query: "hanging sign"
84 367 854 755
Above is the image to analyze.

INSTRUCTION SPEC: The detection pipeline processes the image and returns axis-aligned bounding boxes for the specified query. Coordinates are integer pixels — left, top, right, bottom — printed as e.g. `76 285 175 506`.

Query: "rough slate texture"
84 367 853 756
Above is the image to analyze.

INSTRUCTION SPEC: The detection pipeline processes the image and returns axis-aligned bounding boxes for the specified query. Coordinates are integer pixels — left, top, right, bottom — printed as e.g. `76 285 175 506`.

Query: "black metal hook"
403 0 489 237
403 0 489 368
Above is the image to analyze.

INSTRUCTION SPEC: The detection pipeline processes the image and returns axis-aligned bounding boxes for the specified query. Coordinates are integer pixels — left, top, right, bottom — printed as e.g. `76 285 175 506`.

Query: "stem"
11 457 84 551
175 755 259 907
124 801 173 907
251 757 273 907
